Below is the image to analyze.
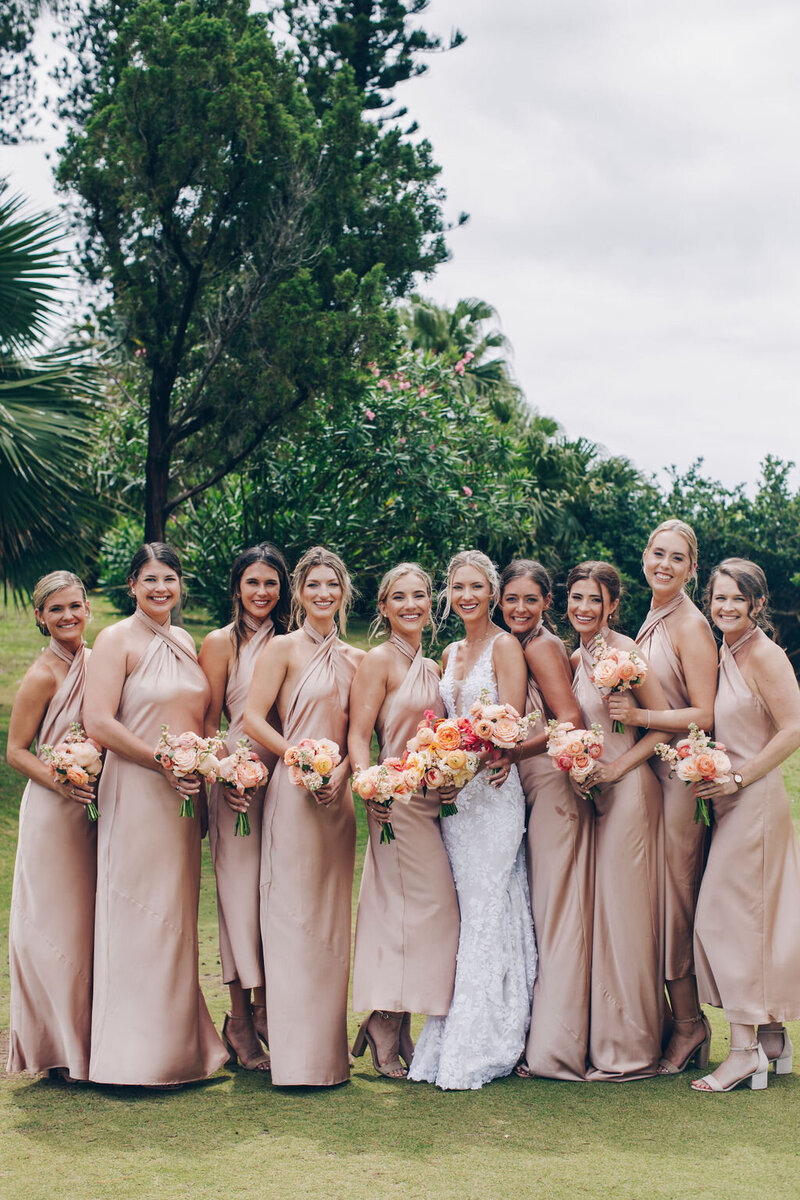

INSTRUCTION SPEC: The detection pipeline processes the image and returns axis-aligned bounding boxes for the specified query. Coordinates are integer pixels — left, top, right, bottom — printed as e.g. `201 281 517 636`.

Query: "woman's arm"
697 640 800 798
7 662 95 805
608 614 717 733
242 639 291 759
199 628 232 741
347 650 388 773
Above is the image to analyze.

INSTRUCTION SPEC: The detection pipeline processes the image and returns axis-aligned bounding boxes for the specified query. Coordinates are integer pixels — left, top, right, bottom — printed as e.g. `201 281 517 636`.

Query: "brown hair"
229 543 291 656
705 557 774 636
565 560 622 626
33 571 87 636
500 559 556 633
290 546 353 634
370 562 434 640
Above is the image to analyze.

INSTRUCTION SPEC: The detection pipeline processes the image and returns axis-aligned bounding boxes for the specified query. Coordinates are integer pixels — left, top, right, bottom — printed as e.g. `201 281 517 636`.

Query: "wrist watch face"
733 772 743 789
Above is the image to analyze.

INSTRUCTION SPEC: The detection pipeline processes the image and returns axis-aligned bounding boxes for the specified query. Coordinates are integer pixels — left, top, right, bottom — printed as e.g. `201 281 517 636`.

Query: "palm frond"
0 180 63 353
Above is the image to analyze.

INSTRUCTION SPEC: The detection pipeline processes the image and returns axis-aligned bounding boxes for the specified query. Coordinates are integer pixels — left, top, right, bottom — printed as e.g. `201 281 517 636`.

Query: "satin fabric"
574 640 665 1080
7 641 97 1078
259 621 357 1085
89 610 228 1085
352 634 459 1016
519 625 593 1080
636 592 708 981
694 626 800 1023
208 615 275 988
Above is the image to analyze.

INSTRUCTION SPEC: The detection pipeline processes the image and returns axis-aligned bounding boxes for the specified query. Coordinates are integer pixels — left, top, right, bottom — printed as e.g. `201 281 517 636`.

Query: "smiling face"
300 564 342 624
643 529 694 598
35 585 89 647
450 565 492 626
380 571 431 639
710 571 762 642
567 576 617 642
238 562 282 622
500 574 550 637
130 559 182 622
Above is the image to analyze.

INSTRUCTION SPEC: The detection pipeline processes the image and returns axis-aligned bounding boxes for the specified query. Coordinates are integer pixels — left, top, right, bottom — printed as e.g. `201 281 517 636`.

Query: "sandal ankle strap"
672 1015 703 1025
730 1042 759 1052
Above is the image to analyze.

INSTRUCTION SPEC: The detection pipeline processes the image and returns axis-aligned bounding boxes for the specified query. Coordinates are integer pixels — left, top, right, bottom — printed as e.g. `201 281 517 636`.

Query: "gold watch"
733 772 744 790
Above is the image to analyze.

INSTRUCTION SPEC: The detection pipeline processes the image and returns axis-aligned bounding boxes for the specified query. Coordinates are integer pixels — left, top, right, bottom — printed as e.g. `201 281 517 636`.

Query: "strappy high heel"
222 1013 270 1072
398 1012 414 1069
351 1011 407 1079
758 1026 794 1075
657 1013 712 1074
691 1042 769 1092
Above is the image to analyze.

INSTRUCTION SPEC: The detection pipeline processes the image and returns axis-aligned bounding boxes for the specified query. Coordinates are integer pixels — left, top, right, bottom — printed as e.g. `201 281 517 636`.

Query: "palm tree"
399 295 526 425
0 181 105 593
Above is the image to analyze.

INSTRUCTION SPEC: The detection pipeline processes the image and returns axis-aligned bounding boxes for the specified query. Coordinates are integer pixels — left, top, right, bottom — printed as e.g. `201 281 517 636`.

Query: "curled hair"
643 519 699 591
705 557 774 636
500 558 556 633
290 546 353 635
369 562 434 641
229 543 291 656
440 549 501 620
33 571 87 636
566 560 622 626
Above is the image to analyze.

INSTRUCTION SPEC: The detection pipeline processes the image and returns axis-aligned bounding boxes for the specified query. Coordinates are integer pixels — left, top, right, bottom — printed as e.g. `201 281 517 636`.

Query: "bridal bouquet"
284 738 341 793
352 756 424 844
590 636 648 733
216 737 270 836
40 722 103 821
406 711 481 817
468 695 534 753
654 723 731 827
546 720 604 801
154 726 224 818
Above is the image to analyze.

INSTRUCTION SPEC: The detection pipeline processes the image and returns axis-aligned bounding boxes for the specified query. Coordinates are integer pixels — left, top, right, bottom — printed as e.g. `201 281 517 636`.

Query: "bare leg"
223 980 269 1071
692 1022 762 1091
251 984 268 1047
658 975 708 1071
757 1021 786 1061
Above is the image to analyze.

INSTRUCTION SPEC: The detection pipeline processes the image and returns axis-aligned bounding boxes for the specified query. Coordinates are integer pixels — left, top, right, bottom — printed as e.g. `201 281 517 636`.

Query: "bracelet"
643 710 651 730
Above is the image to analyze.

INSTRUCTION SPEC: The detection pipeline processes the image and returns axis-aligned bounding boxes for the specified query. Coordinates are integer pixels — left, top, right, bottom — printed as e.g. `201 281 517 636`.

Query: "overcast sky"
4 0 799 493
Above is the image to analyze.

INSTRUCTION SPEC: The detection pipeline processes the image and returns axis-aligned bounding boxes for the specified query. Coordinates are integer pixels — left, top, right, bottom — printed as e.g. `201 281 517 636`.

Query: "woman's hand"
160 765 201 799
53 776 97 808
365 798 393 824
580 760 621 789
223 786 253 815
694 777 738 800
607 693 638 725
484 747 516 788
313 761 349 808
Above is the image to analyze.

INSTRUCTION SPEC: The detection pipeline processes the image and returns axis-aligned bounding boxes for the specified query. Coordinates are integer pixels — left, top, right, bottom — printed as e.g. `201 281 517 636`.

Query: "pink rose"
556 754 573 773
617 658 639 684
237 760 265 790
171 744 200 775
492 716 521 747
593 659 621 689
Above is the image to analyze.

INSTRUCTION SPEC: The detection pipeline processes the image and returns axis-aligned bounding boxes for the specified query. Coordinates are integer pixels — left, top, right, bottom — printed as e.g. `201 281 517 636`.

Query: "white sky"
4 0 799 493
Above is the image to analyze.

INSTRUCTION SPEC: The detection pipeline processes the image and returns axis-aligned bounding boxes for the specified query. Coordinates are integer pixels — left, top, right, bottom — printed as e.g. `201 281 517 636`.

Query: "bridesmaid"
84 543 228 1086
567 560 670 1080
244 546 363 1086
199 543 291 1072
607 520 718 1074
497 559 593 1081
348 564 460 1078
7 572 97 1080
691 559 800 1092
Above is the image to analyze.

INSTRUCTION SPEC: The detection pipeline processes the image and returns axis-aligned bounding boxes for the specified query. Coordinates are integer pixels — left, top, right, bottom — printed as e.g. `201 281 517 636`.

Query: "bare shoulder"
570 647 581 670
441 641 457 670
200 624 234 653
672 599 715 641
341 642 366 668
493 629 523 657
18 651 59 699
90 615 135 652
608 630 638 654
423 654 442 678
749 633 794 677
526 630 570 671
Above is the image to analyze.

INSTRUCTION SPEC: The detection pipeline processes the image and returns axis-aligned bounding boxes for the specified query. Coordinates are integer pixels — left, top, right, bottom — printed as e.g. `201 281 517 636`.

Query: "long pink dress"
694 626 800 1023
7 640 97 1078
208 615 276 989
89 609 228 1085
573 638 665 1080
519 624 593 1080
636 592 708 982
352 634 459 1016
259 621 357 1085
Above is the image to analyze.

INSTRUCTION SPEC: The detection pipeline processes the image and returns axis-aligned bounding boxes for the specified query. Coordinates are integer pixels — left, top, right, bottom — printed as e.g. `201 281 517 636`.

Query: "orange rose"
66 764 90 787
435 721 462 751
695 753 718 780
472 718 494 742
444 748 467 771
593 659 621 689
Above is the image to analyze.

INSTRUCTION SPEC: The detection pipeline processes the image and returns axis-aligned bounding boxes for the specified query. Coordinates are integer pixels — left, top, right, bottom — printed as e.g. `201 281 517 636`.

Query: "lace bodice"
440 637 500 719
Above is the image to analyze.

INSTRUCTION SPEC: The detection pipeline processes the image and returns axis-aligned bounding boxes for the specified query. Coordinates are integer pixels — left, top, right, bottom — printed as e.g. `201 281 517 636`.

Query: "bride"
409 550 537 1090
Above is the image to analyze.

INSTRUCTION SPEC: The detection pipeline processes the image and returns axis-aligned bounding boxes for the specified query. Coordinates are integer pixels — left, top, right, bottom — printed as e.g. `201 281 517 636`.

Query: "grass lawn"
2 597 800 1200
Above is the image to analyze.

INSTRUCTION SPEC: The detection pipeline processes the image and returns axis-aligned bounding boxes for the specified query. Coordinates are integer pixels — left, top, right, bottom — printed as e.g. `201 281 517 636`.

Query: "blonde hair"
33 571 87 636
643 519 699 591
440 549 500 620
290 546 353 634
369 562 434 640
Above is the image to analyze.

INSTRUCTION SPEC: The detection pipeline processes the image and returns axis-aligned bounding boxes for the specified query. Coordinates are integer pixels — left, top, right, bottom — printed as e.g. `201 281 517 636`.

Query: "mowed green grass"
2 598 800 1200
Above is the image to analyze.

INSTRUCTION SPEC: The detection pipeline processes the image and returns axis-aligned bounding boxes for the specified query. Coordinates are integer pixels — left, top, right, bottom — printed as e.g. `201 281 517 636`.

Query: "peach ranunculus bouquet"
545 719 605 801
153 726 224 817
352 756 425 844
589 635 648 733
283 738 342 794
406 710 481 817
40 721 104 821
654 723 732 827
216 737 270 836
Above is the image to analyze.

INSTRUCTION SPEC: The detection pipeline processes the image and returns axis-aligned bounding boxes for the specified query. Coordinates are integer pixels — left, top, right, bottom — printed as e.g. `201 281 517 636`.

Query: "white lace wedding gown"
408 635 537 1090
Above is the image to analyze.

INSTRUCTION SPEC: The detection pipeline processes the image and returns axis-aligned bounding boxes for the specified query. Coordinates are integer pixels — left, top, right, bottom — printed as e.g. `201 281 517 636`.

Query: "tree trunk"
144 370 172 543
